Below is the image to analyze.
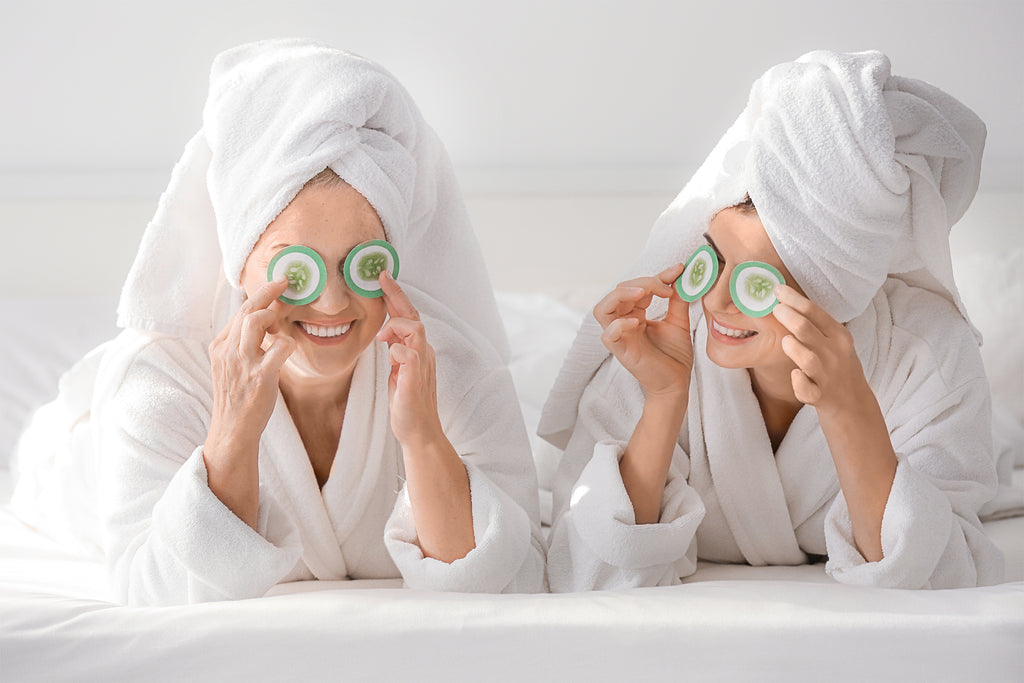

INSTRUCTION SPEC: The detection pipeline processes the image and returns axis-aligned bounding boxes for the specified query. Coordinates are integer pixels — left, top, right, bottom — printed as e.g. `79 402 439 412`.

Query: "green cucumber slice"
267 245 328 306
729 261 785 317
675 245 720 302
343 239 400 298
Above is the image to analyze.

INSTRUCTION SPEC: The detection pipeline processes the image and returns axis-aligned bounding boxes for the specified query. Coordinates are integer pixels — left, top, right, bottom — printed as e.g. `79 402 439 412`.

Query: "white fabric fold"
385 462 541 593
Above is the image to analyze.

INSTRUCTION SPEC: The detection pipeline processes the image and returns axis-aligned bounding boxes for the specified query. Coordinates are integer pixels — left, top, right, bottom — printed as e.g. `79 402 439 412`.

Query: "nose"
703 266 739 314
308 269 353 315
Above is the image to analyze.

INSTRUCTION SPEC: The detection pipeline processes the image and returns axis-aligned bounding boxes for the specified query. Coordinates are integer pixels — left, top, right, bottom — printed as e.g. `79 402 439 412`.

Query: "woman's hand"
376 272 475 562
376 272 444 448
207 278 296 445
771 284 870 415
594 263 693 399
204 278 295 529
772 284 896 561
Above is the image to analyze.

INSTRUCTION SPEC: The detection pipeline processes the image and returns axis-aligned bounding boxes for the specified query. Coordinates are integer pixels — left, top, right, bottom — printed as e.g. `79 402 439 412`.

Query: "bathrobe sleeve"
546 358 707 592
93 332 302 605
384 363 547 593
824 286 1004 588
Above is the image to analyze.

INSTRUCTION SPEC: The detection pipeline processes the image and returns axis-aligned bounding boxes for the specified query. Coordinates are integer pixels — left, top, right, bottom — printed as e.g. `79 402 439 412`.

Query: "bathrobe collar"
258 341 399 580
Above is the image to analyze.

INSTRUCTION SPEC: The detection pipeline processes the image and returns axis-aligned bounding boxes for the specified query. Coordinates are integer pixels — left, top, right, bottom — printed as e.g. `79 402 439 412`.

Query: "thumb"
663 288 691 332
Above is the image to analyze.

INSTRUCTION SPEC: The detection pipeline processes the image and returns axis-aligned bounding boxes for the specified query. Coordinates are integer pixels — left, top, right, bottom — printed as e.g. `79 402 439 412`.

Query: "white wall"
2 1 1021 302
1 0 1021 199
5 189 1021 302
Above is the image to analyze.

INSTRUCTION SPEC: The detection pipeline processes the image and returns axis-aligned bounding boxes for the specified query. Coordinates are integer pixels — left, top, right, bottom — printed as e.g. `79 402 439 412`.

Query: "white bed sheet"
2 469 1023 683
2 292 1024 682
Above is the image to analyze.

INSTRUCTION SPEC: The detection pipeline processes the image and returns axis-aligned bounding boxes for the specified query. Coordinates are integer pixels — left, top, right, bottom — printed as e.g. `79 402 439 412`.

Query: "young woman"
13 39 546 604
540 50 1003 591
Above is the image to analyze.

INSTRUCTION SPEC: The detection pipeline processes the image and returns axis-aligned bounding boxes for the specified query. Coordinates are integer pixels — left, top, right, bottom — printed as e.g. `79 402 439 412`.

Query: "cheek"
757 316 792 356
363 299 388 333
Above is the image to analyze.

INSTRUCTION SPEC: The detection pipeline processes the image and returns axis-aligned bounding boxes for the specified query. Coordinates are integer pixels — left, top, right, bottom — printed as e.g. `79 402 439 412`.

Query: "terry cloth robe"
547 280 1002 591
11 40 547 604
91 299 545 605
541 51 1004 592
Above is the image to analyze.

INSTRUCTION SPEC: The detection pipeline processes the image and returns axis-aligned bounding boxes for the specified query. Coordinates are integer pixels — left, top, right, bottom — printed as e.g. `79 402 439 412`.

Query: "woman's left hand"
376 271 444 447
771 284 870 415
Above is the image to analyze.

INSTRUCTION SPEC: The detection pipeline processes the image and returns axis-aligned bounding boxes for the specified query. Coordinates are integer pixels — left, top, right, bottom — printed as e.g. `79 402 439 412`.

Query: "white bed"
2 192 1023 682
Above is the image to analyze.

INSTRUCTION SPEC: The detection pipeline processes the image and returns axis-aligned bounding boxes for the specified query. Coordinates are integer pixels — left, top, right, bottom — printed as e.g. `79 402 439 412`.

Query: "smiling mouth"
298 321 352 339
711 318 757 339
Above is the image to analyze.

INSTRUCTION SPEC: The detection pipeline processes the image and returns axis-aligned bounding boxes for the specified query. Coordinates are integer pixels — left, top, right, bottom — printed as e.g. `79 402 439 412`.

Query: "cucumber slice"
267 245 328 306
675 245 720 302
729 261 785 317
344 239 400 298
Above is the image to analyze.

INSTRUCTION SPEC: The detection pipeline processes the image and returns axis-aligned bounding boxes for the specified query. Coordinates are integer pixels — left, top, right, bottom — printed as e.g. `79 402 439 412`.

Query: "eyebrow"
702 233 725 262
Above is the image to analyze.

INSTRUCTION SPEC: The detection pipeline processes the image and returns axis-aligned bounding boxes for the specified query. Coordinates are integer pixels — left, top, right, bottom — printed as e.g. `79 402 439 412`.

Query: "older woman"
13 39 546 604
540 50 1003 591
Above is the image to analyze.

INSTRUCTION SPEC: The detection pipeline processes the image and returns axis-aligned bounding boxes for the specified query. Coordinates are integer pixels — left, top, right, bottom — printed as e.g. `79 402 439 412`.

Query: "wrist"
397 419 449 455
644 388 689 420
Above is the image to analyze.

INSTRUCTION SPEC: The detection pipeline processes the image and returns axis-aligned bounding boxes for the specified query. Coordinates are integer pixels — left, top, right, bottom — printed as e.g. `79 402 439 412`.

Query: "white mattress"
2 292 1024 682
2 469 1023 682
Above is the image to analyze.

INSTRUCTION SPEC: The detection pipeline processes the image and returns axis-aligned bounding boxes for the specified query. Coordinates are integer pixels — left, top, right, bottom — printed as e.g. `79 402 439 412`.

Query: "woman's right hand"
594 263 693 399
206 278 296 453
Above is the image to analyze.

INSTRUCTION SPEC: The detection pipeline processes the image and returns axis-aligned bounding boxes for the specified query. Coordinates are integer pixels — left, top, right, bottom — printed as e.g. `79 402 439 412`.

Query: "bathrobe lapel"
261 396 349 580
690 317 806 566
320 342 400 542
259 342 401 581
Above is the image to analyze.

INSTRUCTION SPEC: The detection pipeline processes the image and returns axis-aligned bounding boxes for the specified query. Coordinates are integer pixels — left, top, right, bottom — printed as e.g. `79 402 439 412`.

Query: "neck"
278 363 355 418
748 362 803 415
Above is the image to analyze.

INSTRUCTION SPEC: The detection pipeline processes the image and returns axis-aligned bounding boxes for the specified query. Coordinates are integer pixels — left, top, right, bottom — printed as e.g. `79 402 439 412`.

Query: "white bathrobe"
91 304 545 605
547 280 1003 591
541 51 1003 592
12 40 547 604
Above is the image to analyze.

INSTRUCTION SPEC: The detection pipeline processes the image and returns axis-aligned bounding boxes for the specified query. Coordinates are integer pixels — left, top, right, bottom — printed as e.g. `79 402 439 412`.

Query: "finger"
773 285 839 336
262 335 296 372
376 317 428 350
656 261 688 285
662 286 692 330
780 335 824 380
594 286 657 328
379 271 420 322
239 308 282 356
594 286 642 325
388 341 419 368
772 303 828 348
620 274 676 298
791 368 822 405
242 278 291 316
601 316 641 347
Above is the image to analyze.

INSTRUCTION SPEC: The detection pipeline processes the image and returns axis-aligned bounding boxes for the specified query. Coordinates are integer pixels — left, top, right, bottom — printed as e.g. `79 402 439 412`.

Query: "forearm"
818 385 897 563
620 392 688 525
401 431 476 563
203 429 260 530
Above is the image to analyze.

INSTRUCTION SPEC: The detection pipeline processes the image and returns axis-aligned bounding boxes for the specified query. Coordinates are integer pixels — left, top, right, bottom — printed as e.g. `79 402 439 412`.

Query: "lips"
710 317 757 340
298 321 352 338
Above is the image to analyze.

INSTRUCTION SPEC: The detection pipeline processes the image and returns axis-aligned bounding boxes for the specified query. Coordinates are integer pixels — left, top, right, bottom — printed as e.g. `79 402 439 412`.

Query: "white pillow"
953 248 1024 464
0 297 119 468
496 291 586 525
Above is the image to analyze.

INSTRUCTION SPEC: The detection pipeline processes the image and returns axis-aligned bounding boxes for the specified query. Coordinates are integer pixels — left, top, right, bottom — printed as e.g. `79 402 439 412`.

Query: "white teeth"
300 322 352 338
712 319 756 339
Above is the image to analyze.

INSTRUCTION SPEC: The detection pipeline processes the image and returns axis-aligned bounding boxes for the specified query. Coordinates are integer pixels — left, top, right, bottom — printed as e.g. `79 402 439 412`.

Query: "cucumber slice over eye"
675 245 720 302
729 261 785 317
267 245 328 306
343 239 400 298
